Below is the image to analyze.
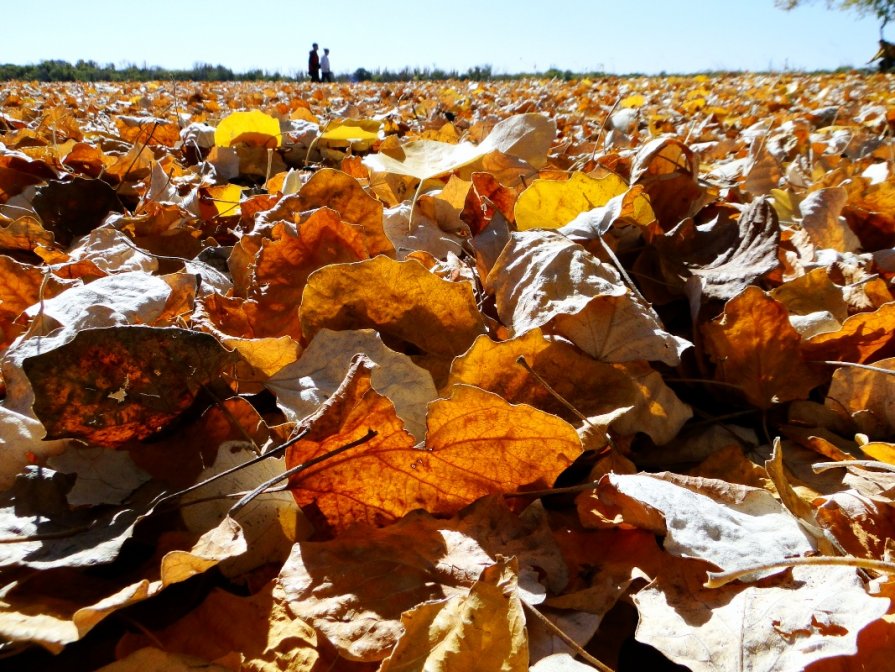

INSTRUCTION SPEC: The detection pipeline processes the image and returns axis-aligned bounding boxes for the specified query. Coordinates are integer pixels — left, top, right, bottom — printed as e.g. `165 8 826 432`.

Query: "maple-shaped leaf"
23 325 236 447
702 286 827 408
284 356 581 531
634 556 889 672
301 256 485 359
380 558 528 672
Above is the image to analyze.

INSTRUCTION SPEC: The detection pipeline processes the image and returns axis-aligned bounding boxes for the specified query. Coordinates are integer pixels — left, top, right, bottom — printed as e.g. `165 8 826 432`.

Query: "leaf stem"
521 601 615 672
704 555 895 588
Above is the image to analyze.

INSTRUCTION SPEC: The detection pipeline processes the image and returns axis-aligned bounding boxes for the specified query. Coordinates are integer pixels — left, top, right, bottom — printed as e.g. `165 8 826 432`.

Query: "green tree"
775 0 895 36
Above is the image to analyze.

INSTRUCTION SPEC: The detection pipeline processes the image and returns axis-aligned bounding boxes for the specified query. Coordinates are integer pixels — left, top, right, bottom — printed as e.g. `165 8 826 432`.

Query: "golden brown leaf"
115 582 318 672
803 303 895 365
380 559 527 672
297 167 393 256
301 255 485 358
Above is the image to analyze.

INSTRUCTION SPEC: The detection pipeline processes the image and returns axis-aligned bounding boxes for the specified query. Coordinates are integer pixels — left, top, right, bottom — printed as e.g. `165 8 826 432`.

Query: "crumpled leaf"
267 328 436 442
657 197 781 303
486 230 690 365
594 472 816 577
23 325 236 446
800 186 861 253
634 557 889 672
279 496 561 662
379 558 527 672
630 136 704 229
702 286 827 408
284 356 581 531
301 255 485 359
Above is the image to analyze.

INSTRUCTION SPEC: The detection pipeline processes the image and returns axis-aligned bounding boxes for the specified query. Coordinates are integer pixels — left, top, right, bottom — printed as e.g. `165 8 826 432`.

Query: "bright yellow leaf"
214 110 281 148
514 171 628 230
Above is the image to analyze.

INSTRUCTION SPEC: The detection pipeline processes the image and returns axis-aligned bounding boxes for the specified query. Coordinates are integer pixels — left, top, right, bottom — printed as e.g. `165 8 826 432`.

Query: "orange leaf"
285 357 581 531
702 286 826 408
803 302 895 365
23 326 236 447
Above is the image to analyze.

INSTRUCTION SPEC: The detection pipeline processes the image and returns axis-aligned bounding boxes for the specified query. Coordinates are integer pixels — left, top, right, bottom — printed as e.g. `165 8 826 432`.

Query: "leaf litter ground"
0 73 895 671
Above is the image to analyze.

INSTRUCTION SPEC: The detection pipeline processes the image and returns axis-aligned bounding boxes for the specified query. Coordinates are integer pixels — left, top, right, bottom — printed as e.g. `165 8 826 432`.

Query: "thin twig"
521 601 615 672
813 460 895 474
816 360 895 376
229 428 377 516
705 555 895 589
156 427 310 509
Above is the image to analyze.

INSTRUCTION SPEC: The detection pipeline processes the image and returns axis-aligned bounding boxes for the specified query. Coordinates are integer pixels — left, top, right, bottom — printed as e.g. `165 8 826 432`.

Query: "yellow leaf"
203 183 243 217
514 171 628 231
621 94 646 108
214 109 281 148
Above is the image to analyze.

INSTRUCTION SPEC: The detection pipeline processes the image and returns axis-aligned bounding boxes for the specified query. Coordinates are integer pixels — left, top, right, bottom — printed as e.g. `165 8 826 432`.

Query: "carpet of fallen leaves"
1 72 895 671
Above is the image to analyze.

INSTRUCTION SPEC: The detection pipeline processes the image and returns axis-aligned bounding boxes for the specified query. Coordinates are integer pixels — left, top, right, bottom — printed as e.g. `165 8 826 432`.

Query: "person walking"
321 48 334 82
308 43 321 82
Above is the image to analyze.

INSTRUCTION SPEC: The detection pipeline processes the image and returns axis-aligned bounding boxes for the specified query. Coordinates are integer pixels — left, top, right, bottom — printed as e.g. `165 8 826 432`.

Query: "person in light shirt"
321 48 334 82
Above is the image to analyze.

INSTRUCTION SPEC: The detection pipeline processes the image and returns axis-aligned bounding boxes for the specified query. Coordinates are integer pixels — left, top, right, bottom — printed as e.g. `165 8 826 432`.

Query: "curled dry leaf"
487 230 689 365
267 327 437 442
593 472 816 578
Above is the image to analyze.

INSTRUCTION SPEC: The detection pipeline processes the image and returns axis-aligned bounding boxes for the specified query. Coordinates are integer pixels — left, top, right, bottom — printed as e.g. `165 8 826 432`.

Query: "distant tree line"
0 59 615 83
0 60 287 82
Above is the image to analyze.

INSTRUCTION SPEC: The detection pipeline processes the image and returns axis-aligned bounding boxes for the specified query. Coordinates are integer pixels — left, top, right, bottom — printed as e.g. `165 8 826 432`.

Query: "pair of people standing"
308 43 334 82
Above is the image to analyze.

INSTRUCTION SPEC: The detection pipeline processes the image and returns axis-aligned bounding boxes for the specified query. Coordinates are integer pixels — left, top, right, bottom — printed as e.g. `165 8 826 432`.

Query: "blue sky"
0 0 885 75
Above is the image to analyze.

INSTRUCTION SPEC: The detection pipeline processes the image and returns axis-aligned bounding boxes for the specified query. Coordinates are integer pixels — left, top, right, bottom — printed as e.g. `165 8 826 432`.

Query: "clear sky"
0 0 885 76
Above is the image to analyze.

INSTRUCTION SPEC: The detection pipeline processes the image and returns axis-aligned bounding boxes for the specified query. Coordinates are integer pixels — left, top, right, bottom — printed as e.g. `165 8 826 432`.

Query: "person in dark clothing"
308 43 321 82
